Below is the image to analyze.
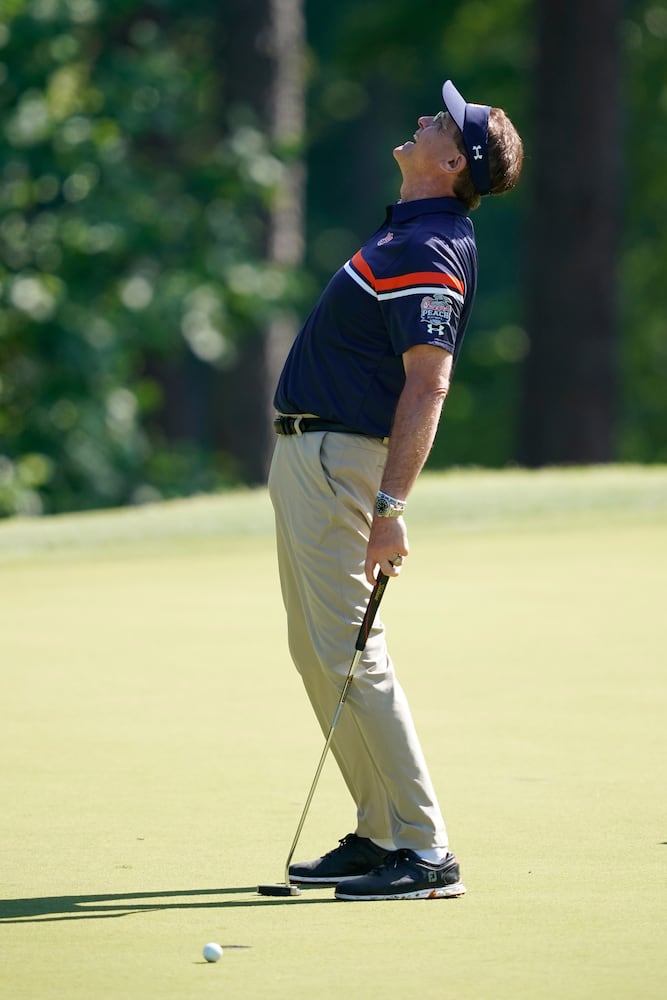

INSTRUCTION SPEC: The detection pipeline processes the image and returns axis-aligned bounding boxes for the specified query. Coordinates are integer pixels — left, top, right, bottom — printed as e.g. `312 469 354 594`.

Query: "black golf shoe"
289 833 390 885
334 848 466 900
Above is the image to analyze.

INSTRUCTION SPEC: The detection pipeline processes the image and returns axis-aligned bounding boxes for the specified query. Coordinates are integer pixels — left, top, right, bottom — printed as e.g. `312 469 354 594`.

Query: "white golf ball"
203 942 223 963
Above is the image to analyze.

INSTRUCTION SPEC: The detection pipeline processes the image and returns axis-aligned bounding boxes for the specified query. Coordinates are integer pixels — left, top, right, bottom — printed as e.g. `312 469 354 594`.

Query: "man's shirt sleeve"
348 235 469 356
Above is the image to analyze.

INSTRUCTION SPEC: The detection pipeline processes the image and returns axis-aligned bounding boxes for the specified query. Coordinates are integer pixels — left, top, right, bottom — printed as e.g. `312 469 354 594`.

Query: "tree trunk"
518 0 622 466
217 0 305 484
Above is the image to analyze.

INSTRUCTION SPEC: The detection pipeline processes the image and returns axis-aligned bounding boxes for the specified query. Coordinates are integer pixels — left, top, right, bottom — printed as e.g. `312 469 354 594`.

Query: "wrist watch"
375 490 406 518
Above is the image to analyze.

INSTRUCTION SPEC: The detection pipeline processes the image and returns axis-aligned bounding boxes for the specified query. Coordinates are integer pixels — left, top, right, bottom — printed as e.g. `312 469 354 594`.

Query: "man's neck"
398 178 455 202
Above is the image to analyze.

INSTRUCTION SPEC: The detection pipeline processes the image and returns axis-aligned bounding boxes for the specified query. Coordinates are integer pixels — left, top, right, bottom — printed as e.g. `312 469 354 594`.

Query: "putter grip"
355 572 389 651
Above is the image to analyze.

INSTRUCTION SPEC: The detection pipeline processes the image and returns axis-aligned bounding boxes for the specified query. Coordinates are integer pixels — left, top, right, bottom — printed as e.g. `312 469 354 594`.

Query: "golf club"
258 571 390 897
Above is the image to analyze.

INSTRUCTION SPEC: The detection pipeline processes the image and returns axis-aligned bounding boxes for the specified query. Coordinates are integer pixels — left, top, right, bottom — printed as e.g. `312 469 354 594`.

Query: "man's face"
393 111 464 177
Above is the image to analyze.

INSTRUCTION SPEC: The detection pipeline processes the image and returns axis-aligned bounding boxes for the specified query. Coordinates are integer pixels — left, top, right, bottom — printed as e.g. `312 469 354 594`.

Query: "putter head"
257 883 301 897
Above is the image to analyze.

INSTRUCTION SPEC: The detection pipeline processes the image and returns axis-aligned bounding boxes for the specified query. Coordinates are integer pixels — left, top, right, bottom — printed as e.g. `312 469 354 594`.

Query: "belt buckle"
292 415 304 436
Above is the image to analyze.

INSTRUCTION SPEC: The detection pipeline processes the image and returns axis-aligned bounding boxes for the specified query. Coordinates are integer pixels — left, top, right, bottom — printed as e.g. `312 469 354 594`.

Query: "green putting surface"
2 467 666 999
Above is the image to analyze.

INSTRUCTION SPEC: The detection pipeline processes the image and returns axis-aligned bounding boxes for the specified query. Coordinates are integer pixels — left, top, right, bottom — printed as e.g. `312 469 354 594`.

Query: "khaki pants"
268 430 448 852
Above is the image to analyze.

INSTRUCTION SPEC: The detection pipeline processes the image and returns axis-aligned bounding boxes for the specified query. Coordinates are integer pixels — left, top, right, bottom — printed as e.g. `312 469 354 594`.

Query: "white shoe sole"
335 881 467 901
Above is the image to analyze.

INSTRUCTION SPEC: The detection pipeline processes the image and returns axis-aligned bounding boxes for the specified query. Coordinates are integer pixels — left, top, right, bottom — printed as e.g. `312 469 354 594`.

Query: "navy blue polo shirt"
274 196 478 438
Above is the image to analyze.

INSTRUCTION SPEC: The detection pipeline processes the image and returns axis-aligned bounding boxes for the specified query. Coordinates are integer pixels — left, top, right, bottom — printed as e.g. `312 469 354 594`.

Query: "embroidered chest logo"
420 294 453 337
376 231 394 246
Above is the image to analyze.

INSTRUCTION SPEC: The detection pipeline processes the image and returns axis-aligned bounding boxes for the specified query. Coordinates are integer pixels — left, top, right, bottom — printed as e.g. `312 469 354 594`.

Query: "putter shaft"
282 573 389 885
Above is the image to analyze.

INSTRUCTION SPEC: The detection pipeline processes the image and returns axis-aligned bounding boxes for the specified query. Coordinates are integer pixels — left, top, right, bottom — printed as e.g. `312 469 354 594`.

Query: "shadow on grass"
0 885 336 923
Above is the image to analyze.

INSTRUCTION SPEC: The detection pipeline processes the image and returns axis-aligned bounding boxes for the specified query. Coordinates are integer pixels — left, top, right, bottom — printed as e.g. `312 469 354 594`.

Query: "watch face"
376 495 390 516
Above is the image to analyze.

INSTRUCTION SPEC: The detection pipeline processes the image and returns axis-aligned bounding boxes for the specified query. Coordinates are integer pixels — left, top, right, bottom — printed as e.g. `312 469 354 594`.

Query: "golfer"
268 80 524 900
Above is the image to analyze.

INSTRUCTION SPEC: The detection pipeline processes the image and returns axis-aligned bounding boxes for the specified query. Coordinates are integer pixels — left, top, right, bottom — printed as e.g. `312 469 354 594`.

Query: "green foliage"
1 0 665 517
619 2 667 462
0 0 294 515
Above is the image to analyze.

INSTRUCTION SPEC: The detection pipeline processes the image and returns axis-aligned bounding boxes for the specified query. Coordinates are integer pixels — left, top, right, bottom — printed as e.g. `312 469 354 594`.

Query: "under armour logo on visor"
472 145 483 160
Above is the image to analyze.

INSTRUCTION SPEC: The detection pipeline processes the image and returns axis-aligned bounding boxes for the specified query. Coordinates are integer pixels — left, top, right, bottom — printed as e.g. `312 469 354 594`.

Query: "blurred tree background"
0 0 664 517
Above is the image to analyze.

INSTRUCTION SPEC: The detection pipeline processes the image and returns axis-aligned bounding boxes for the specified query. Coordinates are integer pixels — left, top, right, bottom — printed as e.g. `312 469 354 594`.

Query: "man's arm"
364 343 453 584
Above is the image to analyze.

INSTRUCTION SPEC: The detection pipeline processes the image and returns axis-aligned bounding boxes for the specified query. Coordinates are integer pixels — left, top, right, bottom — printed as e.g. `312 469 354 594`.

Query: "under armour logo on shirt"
472 145 483 160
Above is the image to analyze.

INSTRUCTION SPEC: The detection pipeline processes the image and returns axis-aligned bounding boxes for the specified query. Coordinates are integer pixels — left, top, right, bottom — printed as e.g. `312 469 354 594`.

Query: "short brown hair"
452 107 524 211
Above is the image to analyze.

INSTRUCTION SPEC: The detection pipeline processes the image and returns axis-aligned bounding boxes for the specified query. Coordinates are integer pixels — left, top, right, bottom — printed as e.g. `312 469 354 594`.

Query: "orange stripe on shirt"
350 250 464 296
350 251 375 285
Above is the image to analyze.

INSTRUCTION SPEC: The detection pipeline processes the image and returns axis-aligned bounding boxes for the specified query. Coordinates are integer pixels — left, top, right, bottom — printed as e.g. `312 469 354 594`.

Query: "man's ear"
440 152 467 176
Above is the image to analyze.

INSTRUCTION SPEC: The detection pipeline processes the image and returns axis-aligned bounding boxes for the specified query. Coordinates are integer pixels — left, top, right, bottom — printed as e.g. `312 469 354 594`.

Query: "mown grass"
1 466 666 1000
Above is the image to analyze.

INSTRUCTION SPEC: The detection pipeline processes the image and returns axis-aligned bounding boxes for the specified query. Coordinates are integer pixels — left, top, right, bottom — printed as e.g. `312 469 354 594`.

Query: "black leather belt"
273 415 388 444
274 415 350 436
